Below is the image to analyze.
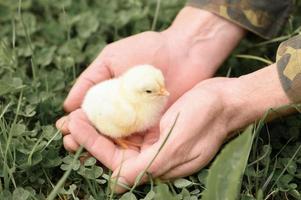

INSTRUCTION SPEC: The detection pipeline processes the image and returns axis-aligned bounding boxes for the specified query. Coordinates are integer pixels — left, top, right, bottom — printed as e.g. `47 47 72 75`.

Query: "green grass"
0 0 301 199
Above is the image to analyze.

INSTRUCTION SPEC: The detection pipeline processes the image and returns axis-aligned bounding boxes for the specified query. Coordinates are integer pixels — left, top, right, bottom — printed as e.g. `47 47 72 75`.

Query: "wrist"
224 64 292 132
162 6 246 75
164 6 222 40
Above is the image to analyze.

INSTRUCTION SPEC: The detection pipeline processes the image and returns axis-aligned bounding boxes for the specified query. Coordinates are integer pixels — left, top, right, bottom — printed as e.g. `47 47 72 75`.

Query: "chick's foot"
114 138 142 149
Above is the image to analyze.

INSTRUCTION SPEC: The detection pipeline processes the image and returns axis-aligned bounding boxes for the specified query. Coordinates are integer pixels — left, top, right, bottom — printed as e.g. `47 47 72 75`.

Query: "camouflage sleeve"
187 0 293 39
276 35 301 103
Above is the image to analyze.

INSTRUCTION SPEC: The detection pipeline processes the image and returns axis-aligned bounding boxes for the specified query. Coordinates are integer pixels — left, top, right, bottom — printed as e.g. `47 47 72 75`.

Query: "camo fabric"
188 0 300 102
276 35 301 102
187 0 293 39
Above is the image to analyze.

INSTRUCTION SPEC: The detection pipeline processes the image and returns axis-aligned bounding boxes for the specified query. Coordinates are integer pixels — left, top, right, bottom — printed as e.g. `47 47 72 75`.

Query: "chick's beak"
158 87 170 96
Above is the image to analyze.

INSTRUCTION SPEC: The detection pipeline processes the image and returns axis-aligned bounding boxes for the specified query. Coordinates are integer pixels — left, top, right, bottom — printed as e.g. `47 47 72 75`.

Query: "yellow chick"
81 64 169 148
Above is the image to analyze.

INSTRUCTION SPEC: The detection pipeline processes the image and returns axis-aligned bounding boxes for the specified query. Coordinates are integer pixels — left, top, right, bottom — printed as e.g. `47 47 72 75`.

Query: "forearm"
226 33 301 131
225 64 293 133
162 6 246 75
186 0 293 39
166 6 245 41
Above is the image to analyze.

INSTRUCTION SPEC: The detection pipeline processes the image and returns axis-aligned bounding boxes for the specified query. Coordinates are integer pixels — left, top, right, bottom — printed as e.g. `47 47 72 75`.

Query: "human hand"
64 78 232 193
57 6 245 151
63 7 245 112
64 63 291 193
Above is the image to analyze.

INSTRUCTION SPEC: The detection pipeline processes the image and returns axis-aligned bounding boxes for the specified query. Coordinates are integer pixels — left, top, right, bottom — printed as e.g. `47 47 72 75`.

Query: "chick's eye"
145 90 152 94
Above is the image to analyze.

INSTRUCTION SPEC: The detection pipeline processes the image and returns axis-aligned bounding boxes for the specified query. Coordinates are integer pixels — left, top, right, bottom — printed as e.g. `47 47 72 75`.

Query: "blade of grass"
27 135 44 166
85 178 100 199
11 17 16 49
109 152 125 200
0 40 15 72
42 129 61 151
18 0 37 84
0 102 12 120
42 169 64 200
255 35 292 46
271 137 294 161
129 113 180 193
151 0 161 31
47 146 83 200
236 54 273 65
292 104 301 113
226 65 232 77
262 158 278 192
247 146 271 167
3 91 22 190
269 144 301 192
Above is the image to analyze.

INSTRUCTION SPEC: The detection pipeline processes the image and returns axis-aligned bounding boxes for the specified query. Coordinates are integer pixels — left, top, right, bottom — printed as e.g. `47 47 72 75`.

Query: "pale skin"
56 6 293 193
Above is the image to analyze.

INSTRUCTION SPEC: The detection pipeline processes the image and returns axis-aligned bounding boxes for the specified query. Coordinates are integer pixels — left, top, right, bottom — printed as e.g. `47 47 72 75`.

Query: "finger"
160 157 207 180
161 137 224 180
111 142 173 193
64 59 112 112
110 118 183 193
141 126 160 150
68 109 138 170
63 134 80 152
56 116 70 135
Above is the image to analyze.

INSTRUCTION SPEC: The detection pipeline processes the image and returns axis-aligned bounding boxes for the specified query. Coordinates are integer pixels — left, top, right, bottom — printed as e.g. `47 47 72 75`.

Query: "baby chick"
81 64 169 148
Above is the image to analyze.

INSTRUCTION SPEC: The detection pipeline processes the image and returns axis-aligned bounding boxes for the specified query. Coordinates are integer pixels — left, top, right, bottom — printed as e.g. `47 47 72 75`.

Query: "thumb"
110 143 171 194
64 58 112 112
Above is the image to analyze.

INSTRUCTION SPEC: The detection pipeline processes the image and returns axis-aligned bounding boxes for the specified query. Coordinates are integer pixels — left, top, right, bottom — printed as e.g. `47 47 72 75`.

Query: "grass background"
0 0 301 199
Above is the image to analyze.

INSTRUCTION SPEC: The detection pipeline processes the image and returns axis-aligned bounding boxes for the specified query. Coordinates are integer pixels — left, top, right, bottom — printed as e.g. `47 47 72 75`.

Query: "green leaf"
51 0 72 9
96 178 107 184
202 125 254 200
179 188 191 199
142 191 155 200
61 155 81 171
35 46 56 67
77 165 103 179
173 178 193 189
16 12 37 36
288 189 301 199
278 174 293 191
84 157 97 166
154 183 175 200
120 192 137 200
0 78 24 96
11 123 26 136
42 149 62 168
197 169 208 185
62 155 74 164
12 187 30 200
0 4 12 22
0 190 12 200
76 12 99 39
240 194 256 200
42 125 60 140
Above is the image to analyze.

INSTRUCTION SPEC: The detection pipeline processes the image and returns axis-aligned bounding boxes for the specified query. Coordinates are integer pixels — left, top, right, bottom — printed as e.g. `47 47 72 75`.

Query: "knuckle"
172 142 194 164
147 161 161 175
69 109 82 121
101 44 114 57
